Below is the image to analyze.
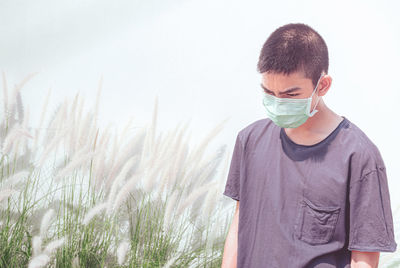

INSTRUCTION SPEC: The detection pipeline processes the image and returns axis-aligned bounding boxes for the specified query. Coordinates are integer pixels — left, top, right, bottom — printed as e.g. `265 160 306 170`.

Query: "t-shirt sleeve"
348 166 397 252
222 132 244 201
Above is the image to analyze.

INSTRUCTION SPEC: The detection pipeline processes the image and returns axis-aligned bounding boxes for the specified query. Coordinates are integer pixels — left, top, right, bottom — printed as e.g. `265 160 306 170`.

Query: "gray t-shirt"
223 116 397 268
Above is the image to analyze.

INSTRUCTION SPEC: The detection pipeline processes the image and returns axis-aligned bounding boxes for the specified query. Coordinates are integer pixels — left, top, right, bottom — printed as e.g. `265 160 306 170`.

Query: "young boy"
222 23 397 268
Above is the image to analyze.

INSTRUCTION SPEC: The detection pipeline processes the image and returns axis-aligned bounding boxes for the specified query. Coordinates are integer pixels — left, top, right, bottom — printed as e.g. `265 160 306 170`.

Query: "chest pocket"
295 197 341 245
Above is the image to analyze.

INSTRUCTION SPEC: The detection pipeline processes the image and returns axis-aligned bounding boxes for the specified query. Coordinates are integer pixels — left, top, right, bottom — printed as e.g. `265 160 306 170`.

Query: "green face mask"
262 73 324 128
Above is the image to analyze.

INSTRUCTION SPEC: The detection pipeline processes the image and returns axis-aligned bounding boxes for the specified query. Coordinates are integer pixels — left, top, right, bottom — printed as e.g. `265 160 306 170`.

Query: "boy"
221 23 397 268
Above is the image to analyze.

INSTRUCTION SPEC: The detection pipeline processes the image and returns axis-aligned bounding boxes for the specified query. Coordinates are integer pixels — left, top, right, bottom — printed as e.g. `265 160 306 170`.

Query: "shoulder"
343 117 385 177
237 117 275 142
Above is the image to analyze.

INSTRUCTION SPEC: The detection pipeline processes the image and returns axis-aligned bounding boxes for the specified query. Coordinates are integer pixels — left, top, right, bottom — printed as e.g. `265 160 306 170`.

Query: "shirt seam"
349 166 385 190
348 166 391 249
348 243 397 252
226 131 245 201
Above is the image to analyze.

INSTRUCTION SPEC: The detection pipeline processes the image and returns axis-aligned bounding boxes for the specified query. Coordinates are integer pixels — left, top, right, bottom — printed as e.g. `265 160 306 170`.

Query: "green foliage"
0 73 233 268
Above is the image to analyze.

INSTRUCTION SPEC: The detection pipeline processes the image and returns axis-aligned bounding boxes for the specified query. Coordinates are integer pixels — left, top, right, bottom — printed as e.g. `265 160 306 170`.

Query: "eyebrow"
260 83 302 95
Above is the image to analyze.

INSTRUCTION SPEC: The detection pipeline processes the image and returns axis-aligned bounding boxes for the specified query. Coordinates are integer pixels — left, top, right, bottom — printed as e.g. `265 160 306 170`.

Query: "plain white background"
1 0 399 207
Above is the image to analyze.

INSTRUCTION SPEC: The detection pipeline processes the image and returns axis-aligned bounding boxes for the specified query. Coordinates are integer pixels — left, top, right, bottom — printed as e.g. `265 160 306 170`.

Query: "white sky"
1 0 399 205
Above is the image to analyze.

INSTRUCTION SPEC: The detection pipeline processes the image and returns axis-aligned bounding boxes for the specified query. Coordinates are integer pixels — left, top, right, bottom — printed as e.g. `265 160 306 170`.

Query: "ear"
317 74 332 97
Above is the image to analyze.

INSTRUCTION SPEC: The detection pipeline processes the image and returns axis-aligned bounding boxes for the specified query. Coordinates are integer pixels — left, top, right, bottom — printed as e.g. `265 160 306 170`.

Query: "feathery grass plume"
16 90 24 124
163 190 179 234
2 123 22 154
54 149 98 182
155 119 190 170
205 218 219 253
52 98 68 129
178 118 229 186
2 124 33 156
45 100 69 153
40 209 55 238
149 95 158 154
137 122 152 176
186 117 229 165
18 105 32 155
176 181 218 217
28 253 50 268
87 114 98 146
8 72 38 120
32 236 42 256
156 138 183 196
68 93 81 156
136 98 158 172
76 111 94 152
111 172 141 213
41 101 62 142
22 97 30 129
105 128 120 180
161 122 191 194
140 129 167 193
109 155 139 192
142 133 168 192
2 71 8 118
188 159 220 224
175 152 214 196
72 97 90 154
106 155 139 215
33 87 51 152
187 258 202 268
0 75 243 266
90 127 99 154
141 151 163 193
116 240 130 265
0 188 18 202
88 127 107 174
162 254 180 268
53 144 91 175
180 148 224 206
96 123 112 150
92 147 108 191
71 256 80 268
94 75 103 124
191 144 227 190
44 237 65 255
69 93 79 124
86 121 99 154
104 126 146 191
37 126 68 167
1 170 30 189
118 117 134 147
201 187 219 221
151 126 163 157
83 202 108 225
44 98 68 139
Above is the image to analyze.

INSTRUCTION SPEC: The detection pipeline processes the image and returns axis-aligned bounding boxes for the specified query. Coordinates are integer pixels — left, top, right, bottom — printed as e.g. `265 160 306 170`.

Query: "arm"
221 201 240 268
350 250 380 268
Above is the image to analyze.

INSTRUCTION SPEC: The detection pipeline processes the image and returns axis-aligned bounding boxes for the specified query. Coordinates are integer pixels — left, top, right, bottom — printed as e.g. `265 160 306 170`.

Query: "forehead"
261 70 311 88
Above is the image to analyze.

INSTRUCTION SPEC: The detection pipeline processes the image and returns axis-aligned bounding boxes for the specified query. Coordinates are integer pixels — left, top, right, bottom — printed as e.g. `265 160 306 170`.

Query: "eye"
287 93 300 97
263 90 275 96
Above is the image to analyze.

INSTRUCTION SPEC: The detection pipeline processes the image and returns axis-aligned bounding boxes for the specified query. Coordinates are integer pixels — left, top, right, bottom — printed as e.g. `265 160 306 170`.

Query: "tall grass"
2 73 398 267
0 73 236 267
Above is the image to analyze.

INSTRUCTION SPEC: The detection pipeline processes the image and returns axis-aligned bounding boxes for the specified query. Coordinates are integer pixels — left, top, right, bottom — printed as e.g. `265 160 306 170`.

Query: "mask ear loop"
309 73 325 117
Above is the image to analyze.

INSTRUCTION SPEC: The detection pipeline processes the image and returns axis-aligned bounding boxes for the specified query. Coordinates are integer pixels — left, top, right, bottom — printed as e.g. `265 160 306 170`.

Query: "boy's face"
260 70 325 115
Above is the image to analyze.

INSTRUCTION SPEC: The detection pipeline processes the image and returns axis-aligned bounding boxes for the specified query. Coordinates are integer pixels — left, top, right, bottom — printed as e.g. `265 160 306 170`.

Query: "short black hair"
257 23 329 88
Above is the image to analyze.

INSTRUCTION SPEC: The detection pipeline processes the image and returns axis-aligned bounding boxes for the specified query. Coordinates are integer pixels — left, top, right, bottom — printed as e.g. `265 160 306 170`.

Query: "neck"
284 98 339 134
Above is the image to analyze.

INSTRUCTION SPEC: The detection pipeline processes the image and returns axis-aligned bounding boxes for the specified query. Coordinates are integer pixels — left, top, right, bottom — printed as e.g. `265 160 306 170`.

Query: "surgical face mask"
262 73 324 128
